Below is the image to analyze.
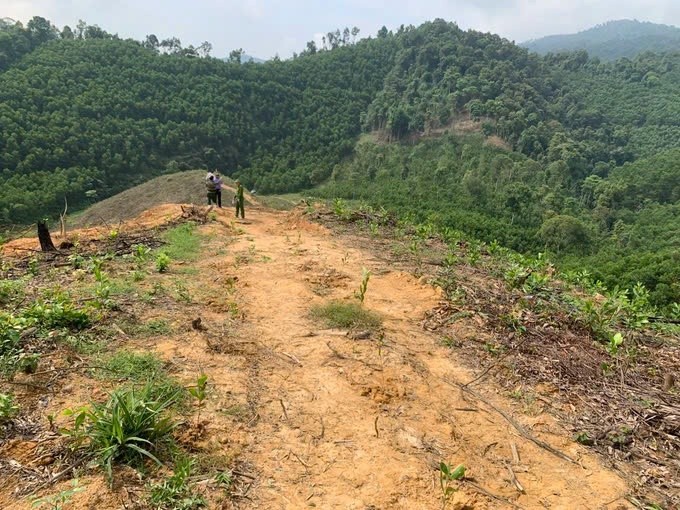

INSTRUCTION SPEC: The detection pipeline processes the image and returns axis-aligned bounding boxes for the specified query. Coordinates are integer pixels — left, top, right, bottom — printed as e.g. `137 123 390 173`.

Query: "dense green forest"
0 17 678 307
522 19 680 60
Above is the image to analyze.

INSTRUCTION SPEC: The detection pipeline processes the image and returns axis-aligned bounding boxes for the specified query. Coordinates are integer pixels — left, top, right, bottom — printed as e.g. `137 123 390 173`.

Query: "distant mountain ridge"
220 53 265 64
522 19 680 60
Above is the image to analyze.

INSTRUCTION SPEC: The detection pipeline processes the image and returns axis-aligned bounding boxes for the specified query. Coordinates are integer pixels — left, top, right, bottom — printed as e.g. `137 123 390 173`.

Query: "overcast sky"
4 0 680 59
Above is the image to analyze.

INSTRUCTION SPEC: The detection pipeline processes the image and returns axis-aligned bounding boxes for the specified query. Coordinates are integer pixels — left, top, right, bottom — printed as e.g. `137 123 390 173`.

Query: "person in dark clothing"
235 180 245 219
205 173 218 205
213 172 223 208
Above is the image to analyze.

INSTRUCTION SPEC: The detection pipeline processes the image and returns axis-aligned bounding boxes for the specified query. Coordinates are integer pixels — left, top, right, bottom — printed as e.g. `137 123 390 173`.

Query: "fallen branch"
465 481 525 509
443 377 576 464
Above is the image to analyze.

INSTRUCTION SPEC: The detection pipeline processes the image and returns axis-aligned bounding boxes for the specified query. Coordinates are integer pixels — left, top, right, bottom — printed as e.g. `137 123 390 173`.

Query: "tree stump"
37 220 56 252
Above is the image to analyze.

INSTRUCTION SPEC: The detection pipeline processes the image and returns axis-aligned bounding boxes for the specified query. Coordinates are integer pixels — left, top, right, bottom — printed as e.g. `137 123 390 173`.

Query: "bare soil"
0 202 638 509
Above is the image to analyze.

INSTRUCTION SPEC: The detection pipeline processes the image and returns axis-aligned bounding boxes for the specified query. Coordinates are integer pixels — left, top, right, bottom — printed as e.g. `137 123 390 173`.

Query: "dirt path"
0 203 632 509
184 206 630 509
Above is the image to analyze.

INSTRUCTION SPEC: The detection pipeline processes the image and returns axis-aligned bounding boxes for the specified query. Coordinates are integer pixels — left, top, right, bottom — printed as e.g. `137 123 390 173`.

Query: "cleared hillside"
71 171 249 228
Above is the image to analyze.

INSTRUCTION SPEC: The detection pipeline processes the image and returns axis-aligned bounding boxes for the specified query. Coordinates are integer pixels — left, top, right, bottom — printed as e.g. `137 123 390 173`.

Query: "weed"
148 456 206 510
0 279 24 306
68 253 85 270
574 432 594 446
310 301 382 331
0 392 19 422
214 470 233 491
31 479 84 510
439 462 465 509
145 318 172 335
606 332 624 356
156 253 171 273
133 244 152 268
108 229 119 241
174 281 192 303
354 268 371 304
62 383 180 485
18 353 40 374
483 342 502 356
441 335 461 348
64 334 106 355
28 257 39 276
132 270 146 282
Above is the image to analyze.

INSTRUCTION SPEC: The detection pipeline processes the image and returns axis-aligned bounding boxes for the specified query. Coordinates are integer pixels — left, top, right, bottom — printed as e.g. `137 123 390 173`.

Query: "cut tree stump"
37 220 56 252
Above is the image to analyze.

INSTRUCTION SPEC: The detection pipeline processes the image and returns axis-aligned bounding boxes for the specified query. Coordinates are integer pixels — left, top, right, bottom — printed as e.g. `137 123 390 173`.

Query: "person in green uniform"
235 180 245 219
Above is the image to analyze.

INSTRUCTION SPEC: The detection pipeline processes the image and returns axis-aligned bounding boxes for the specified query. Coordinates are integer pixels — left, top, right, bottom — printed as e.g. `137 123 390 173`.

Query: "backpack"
205 177 217 192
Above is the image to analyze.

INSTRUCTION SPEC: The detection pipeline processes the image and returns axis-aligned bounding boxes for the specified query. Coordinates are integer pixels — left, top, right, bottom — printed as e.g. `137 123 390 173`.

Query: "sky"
3 0 680 59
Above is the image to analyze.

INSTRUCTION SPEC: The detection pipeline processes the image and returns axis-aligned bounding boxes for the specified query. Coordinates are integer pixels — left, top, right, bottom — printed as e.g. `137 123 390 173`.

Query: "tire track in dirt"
207 207 631 510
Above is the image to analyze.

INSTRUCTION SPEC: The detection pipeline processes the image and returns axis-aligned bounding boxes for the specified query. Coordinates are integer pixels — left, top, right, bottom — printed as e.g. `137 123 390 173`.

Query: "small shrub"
156 253 171 273
133 244 152 269
62 383 180 484
310 301 382 331
0 392 19 423
26 297 91 330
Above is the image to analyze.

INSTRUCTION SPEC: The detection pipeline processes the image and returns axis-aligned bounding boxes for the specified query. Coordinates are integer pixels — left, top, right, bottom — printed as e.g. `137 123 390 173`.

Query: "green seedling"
188 373 209 426
355 268 371 304
439 462 465 509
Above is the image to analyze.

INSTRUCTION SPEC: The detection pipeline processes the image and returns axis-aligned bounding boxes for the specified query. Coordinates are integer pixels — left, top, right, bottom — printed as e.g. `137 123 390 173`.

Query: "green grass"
96 351 165 381
94 351 188 407
160 224 203 262
310 301 382 330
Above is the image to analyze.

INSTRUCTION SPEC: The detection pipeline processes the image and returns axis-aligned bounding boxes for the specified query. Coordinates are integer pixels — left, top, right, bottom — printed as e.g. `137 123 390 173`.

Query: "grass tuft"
310 301 382 330
160 224 202 262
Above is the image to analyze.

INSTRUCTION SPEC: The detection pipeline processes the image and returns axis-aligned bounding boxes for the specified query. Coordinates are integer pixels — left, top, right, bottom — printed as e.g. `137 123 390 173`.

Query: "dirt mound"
70 171 255 228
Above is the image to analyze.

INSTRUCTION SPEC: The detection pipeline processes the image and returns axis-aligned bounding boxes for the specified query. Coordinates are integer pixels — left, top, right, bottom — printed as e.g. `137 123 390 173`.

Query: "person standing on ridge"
213 172 223 208
235 180 245 219
205 173 218 206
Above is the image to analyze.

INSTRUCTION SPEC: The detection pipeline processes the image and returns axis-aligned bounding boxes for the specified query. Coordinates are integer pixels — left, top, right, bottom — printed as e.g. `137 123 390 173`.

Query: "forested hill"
0 17 678 307
522 20 680 60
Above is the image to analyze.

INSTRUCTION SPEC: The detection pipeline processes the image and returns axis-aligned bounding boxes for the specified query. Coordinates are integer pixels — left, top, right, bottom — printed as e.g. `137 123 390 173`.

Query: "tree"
351 27 360 43
229 48 243 64
144 34 159 51
305 40 317 55
26 16 57 45
197 41 212 58
538 215 591 253
61 25 74 40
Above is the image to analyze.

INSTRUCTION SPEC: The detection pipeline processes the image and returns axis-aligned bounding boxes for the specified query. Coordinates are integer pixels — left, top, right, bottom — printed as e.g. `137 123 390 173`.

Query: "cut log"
37 220 56 252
